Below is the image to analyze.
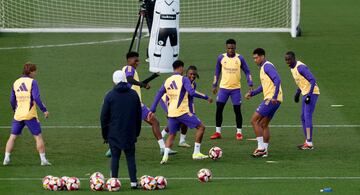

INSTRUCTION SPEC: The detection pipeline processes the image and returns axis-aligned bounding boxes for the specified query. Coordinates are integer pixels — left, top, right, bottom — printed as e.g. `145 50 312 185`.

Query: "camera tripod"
129 1 151 53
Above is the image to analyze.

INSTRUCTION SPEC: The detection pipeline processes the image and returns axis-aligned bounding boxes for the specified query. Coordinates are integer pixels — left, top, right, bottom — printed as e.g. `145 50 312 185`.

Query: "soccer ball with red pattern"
209 146 223 160
155 176 167 190
197 168 212 182
60 176 69 190
90 177 105 191
42 175 53 190
105 178 121 192
48 177 64 191
140 176 157 190
66 177 80 191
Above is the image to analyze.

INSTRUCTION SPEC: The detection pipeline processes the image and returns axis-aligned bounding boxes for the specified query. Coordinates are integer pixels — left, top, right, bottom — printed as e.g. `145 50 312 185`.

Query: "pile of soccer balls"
140 175 167 190
42 175 80 191
89 172 121 192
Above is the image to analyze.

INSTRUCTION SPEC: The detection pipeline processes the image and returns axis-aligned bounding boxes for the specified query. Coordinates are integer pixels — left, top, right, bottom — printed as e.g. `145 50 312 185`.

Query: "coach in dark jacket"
100 70 142 188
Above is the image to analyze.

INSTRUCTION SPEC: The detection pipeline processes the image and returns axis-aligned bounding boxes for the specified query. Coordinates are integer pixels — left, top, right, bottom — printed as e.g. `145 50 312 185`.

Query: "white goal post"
0 0 301 37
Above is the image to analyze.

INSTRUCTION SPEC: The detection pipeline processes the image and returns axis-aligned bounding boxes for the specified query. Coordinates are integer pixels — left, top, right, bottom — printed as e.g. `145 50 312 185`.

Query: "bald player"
211 39 253 140
150 60 212 164
245 48 283 158
285 51 320 150
3 63 51 166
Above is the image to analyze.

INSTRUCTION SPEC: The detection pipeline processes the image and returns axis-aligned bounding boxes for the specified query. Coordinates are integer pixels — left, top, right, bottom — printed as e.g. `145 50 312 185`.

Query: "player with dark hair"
150 60 213 164
211 38 253 140
105 51 176 157
285 51 320 150
161 65 201 148
3 62 51 166
245 48 282 158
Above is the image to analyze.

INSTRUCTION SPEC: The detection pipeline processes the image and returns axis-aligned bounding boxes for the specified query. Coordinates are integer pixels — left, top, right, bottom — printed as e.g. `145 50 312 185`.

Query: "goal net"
0 0 300 37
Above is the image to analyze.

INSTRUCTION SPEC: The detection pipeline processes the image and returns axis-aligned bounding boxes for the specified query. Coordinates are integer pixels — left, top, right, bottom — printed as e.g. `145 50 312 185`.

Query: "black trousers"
110 144 137 182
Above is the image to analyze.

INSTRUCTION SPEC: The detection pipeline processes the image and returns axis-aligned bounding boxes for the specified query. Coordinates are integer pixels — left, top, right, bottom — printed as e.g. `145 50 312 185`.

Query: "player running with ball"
150 60 213 164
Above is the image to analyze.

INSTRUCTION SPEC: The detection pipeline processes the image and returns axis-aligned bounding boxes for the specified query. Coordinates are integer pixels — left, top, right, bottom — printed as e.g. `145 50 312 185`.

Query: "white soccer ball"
48 177 63 191
42 175 53 190
90 177 105 191
66 177 80 191
209 146 223 160
155 176 167 190
90 172 105 181
140 175 157 190
60 176 69 190
105 178 121 192
197 168 213 182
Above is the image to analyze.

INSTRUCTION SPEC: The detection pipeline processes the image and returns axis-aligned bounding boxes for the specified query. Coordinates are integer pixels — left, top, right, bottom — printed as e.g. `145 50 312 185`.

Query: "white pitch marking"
331 105 344 107
1 177 360 181
0 38 132 50
1 124 359 129
266 161 279 164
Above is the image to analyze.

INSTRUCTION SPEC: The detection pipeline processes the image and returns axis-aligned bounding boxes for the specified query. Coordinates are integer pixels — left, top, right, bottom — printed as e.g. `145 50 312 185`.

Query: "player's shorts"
157 28 178 47
256 99 281 119
141 104 151 121
217 88 242 105
11 118 41 136
159 99 168 114
168 113 202 135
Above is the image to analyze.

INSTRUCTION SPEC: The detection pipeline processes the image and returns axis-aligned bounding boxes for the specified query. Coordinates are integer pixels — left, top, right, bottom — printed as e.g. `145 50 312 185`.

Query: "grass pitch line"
1 177 360 181
0 38 132 50
0 125 359 129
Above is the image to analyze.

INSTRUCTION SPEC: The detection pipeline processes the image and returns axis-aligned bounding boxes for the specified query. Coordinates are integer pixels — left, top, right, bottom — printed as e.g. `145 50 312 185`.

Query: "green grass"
1 0 360 194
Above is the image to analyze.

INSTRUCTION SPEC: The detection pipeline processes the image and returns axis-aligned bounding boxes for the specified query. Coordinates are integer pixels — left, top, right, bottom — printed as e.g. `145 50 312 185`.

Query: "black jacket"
100 82 142 149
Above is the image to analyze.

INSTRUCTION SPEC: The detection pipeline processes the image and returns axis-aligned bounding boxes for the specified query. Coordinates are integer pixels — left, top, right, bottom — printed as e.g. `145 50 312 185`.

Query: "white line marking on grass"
331 105 344 107
0 125 359 129
1 177 360 181
0 38 132 50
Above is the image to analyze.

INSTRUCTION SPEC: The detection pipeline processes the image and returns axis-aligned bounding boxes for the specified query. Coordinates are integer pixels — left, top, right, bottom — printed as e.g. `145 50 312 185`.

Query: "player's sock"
158 139 165 149
39 153 47 162
256 137 265 149
179 133 186 143
4 152 10 160
163 148 170 158
264 143 269 151
161 129 168 138
193 142 201 154
216 127 221 134
237 128 242 134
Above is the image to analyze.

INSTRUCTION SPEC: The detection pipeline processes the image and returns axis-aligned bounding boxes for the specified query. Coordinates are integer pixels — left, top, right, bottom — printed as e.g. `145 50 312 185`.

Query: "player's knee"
197 124 205 132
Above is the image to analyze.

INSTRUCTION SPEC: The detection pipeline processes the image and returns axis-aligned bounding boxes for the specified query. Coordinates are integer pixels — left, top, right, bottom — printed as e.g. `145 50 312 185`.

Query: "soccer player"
150 60 213 164
285 51 320 150
3 62 51 166
211 39 253 140
245 48 283 158
160 65 200 148
121 51 176 155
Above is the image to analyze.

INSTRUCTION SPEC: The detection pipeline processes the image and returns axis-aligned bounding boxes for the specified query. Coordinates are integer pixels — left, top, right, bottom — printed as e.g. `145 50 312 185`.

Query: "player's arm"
150 84 166 113
212 55 223 93
10 88 16 112
100 94 111 142
264 64 281 101
250 86 263 97
183 77 210 100
124 66 148 88
32 80 48 116
297 65 316 95
239 55 254 88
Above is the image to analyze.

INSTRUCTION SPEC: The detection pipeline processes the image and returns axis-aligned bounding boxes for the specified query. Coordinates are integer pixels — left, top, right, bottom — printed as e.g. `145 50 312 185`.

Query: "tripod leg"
135 14 145 53
129 15 141 53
